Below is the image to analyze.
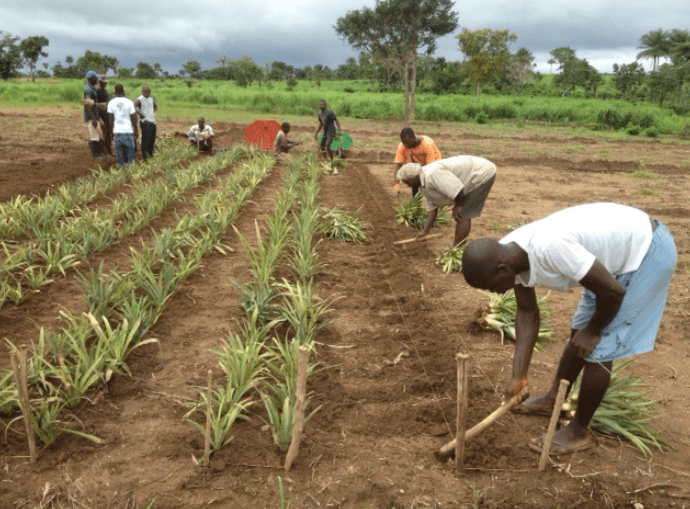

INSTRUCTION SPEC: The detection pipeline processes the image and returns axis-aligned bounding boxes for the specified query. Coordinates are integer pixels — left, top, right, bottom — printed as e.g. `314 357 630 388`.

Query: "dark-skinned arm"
505 284 540 399
416 208 438 239
571 259 626 358
393 162 403 184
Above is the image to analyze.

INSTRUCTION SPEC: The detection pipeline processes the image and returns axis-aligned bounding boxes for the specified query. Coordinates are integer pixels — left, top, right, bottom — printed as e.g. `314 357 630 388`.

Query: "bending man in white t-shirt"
461 202 676 455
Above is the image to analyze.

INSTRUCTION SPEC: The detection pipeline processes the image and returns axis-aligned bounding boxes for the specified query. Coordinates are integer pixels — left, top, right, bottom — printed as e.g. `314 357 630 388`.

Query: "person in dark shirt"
83 70 103 159
313 99 341 167
95 75 112 157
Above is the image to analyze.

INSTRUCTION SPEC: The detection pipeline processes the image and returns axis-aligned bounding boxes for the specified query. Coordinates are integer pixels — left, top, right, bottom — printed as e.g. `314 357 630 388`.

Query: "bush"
645 126 659 138
596 108 631 130
464 104 480 119
476 112 489 124
626 125 641 136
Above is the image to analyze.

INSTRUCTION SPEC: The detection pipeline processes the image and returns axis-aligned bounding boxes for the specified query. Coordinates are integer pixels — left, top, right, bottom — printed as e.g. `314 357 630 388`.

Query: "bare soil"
1 107 690 508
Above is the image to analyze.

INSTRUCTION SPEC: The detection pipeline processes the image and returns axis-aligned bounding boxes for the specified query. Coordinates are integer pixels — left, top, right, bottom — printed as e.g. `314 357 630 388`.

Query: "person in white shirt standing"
187 117 215 153
461 202 676 456
107 84 139 166
134 85 157 161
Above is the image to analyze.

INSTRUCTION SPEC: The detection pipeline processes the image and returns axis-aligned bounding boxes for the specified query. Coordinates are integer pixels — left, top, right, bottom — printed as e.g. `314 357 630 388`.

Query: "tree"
74 50 118 76
181 60 202 79
647 63 682 106
636 28 669 71
612 62 646 98
667 29 690 64
552 55 601 97
335 0 458 121
229 56 263 88
336 57 361 80
0 32 22 80
19 35 49 82
547 57 556 74
549 47 577 70
268 61 294 81
118 67 133 78
135 62 157 79
457 27 517 98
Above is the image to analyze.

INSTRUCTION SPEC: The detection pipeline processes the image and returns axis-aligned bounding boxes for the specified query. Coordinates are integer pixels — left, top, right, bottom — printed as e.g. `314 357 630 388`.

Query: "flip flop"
528 434 592 456
511 399 552 417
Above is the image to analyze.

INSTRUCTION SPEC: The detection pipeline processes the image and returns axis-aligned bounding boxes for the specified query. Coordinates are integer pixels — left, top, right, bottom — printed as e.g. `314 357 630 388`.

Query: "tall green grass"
1 77 687 134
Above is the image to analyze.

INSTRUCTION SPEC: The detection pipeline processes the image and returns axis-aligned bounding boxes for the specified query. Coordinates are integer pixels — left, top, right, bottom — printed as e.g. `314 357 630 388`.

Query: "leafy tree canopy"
19 35 49 82
0 32 23 80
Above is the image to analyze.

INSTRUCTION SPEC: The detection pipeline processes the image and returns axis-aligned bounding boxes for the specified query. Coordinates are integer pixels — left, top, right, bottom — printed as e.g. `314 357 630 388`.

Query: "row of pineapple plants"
0 145 276 461
0 141 250 309
183 156 369 468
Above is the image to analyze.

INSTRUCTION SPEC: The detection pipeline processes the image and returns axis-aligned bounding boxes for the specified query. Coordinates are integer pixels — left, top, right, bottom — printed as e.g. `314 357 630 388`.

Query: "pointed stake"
455 353 470 474
538 379 570 471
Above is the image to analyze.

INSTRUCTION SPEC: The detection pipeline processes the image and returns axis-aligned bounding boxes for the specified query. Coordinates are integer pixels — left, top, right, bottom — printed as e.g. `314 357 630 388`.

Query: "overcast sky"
4 0 689 76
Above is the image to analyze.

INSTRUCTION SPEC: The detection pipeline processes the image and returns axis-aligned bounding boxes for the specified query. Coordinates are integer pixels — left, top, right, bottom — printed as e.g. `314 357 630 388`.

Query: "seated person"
274 122 301 159
187 117 215 152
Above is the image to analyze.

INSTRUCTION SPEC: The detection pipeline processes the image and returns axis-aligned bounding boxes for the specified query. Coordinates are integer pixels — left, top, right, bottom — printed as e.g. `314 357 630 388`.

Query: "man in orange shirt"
393 127 442 195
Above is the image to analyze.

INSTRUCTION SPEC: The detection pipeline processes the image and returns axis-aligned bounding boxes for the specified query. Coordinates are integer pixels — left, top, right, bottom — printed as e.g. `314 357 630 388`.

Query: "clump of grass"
476 290 553 351
625 170 660 180
563 359 667 458
436 244 466 273
635 187 659 196
319 207 369 243
392 194 450 230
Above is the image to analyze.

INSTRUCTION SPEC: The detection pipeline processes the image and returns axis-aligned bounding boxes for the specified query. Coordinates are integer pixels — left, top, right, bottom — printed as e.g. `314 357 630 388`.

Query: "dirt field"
1 107 690 508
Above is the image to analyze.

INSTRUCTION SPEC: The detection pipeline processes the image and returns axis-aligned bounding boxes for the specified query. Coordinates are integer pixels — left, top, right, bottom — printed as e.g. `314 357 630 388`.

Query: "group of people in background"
83 70 157 166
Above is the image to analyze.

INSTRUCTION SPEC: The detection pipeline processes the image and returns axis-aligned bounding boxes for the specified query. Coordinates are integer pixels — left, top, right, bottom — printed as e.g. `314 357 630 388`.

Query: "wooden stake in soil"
455 353 470 474
436 386 528 461
538 379 570 471
204 370 212 466
10 346 37 465
285 346 309 472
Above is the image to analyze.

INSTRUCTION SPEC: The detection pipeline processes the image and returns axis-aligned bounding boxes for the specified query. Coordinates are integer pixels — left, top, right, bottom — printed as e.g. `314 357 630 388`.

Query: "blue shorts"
571 221 676 363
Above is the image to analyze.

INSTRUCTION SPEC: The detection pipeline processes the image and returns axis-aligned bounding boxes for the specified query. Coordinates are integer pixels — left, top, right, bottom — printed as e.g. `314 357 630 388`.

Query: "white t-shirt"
420 155 496 211
107 96 136 134
499 203 653 291
137 95 156 124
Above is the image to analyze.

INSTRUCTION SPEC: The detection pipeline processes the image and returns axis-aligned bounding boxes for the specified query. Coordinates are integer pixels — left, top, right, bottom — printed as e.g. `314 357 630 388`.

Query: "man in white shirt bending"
461 202 676 456
397 155 496 247
107 84 139 166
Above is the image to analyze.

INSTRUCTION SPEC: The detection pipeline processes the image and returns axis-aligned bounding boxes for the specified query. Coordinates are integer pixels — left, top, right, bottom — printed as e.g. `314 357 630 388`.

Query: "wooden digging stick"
436 386 528 461
10 347 36 465
538 379 570 471
455 354 470 474
393 233 443 245
204 370 212 466
285 346 309 472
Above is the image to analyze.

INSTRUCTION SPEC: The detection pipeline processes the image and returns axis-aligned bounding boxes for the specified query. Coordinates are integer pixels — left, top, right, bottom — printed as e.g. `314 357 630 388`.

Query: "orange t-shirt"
394 136 442 165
